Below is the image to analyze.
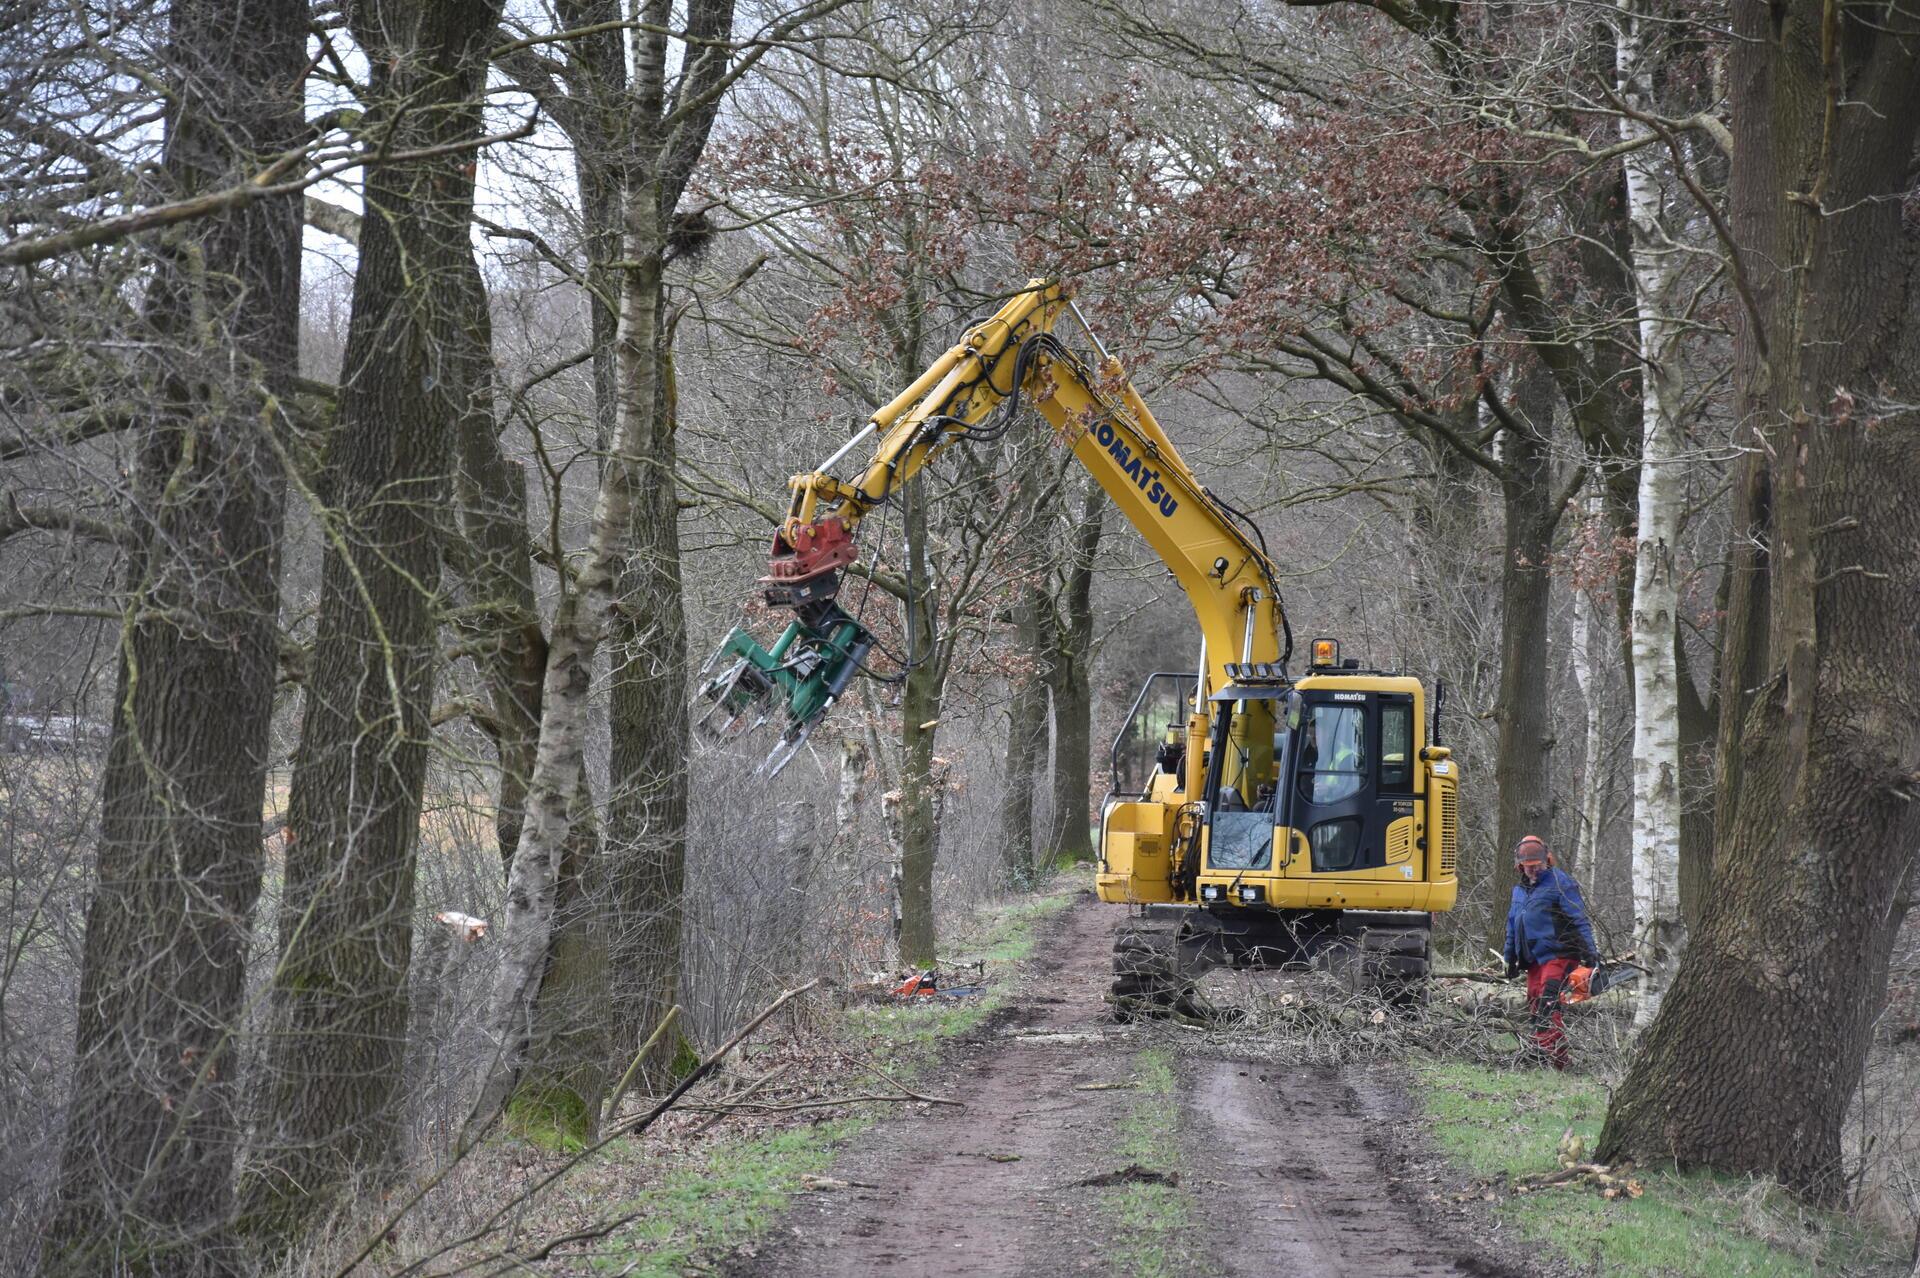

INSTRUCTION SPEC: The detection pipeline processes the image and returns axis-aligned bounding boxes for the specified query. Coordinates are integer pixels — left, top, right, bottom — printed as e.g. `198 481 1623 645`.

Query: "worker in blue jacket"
1503 835 1600 1069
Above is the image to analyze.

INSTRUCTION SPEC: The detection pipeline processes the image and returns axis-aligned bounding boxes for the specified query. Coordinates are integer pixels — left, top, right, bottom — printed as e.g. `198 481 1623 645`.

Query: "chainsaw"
1563 960 1644 1005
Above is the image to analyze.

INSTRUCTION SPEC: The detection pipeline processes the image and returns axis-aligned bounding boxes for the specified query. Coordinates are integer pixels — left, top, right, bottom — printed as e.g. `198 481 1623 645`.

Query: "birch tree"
1567 499 1609 881
466 0 847 1133
1613 0 1690 1024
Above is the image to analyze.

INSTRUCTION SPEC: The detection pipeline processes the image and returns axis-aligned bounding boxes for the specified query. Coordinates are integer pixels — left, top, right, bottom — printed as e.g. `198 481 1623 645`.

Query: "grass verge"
597 879 1083 1274
1098 1046 1196 1278
591 1120 858 1276
1416 1060 1906 1277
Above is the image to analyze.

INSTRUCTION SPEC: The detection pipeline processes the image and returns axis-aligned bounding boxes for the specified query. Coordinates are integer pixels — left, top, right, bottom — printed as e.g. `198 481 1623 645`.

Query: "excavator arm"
697 279 1291 777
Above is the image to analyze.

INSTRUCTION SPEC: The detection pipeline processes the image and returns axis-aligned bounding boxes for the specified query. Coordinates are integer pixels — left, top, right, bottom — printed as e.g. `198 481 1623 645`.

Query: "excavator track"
1114 910 1431 1021
1327 914 1431 1006
1110 920 1222 1024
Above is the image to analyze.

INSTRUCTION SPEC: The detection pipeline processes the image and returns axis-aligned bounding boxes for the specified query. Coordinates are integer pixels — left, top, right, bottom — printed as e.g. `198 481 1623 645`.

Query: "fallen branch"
1506 1161 1645 1200
678 1090 961 1116
372 980 822 1278
1073 1164 1179 1188
613 980 822 1138
689 1062 790 1137
601 1004 682 1125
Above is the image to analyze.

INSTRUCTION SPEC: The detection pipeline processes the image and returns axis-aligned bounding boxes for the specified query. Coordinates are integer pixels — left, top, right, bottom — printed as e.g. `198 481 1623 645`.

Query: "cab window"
1310 817 1361 871
1380 700 1412 791
1110 673 1196 798
1297 702 1366 806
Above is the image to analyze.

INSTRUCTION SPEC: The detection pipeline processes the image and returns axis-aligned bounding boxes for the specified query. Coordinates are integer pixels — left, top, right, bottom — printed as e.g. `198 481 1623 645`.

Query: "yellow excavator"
697 280 1460 1011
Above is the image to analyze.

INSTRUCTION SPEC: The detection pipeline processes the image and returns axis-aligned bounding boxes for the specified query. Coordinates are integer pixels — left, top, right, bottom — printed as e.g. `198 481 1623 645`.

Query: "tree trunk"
510 785 608 1139
998 636 1048 884
1615 0 1687 1025
896 480 942 967
835 734 870 871
998 457 1054 884
773 799 817 972
1674 635 1716 924
463 254 671 1128
1409 433 1498 952
245 0 502 1239
465 0 738 1132
44 2 304 1269
441 196 612 1143
1484 370 1559 957
605 329 691 1094
1598 8 1920 1197
1043 476 1104 864
1567 523 1607 882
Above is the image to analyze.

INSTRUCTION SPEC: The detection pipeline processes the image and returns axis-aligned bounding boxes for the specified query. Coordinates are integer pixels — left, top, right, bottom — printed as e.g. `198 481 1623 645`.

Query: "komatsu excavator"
697 280 1461 1012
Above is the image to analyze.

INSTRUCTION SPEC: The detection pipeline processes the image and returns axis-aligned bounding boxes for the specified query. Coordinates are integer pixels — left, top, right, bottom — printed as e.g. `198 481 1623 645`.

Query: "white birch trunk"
1617 1 1687 1027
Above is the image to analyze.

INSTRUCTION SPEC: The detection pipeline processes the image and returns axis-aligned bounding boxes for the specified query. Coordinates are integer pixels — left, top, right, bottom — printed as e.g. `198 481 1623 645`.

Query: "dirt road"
730 896 1530 1278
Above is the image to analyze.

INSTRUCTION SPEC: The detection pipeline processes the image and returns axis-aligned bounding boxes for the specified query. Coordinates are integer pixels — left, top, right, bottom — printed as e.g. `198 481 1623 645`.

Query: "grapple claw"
694 652 777 743
693 602 872 772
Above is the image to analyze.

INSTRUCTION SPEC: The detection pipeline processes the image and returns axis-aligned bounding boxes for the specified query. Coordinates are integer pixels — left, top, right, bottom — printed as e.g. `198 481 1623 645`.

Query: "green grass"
593 1120 858 1277
953 881 1083 964
596 881 1080 1275
1100 1046 1196 1278
1416 1061 1905 1277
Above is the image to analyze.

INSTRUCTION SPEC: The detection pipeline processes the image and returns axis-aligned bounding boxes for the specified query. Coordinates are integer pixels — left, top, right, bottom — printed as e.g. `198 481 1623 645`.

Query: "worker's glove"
1582 952 1602 970
1503 959 1521 980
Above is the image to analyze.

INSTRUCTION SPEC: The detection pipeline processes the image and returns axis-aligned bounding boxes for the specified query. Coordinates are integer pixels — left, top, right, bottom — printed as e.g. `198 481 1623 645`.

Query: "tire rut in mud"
730 900 1531 1278
1182 1059 1531 1278
729 896 1129 1278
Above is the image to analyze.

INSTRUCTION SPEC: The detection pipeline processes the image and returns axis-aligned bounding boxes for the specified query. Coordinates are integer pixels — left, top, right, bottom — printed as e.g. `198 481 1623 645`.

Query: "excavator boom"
697 280 1289 775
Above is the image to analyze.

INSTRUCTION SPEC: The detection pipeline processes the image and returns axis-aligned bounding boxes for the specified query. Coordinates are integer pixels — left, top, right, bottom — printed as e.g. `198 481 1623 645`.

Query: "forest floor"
491 889 1908 1278
717 894 1533 1278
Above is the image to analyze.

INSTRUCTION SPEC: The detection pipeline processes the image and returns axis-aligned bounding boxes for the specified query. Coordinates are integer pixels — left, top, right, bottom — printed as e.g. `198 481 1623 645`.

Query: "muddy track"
729 897 1532 1278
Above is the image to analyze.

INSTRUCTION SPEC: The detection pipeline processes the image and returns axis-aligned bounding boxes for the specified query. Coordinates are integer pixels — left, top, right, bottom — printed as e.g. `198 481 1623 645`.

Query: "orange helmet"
1513 835 1553 869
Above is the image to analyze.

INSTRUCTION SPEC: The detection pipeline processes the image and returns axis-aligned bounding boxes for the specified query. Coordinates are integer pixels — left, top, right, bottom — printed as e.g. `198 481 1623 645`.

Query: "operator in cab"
1502 835 1600 1070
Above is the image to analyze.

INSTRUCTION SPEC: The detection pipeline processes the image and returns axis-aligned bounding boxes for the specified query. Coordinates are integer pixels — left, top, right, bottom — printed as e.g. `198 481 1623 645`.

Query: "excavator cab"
1097 653 1458 918
1099 653 1459 1009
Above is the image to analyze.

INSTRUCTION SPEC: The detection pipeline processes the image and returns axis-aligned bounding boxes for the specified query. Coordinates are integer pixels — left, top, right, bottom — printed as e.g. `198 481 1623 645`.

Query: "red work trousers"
1525 957 1576 1070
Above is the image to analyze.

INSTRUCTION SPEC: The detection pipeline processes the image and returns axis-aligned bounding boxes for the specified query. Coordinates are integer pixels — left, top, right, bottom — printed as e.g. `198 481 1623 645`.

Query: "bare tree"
1599 0 1920 1197
1613 0 1698 1026
244 0 505 1241
33 1 306 1270
468 0 849 1127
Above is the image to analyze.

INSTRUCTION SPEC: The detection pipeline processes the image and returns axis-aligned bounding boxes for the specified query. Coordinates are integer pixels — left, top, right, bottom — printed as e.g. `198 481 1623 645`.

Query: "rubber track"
1110 922 1220 1023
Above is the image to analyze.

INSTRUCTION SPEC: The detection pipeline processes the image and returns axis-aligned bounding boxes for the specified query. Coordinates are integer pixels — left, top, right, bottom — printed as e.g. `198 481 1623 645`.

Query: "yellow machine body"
1094 673 1459 914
